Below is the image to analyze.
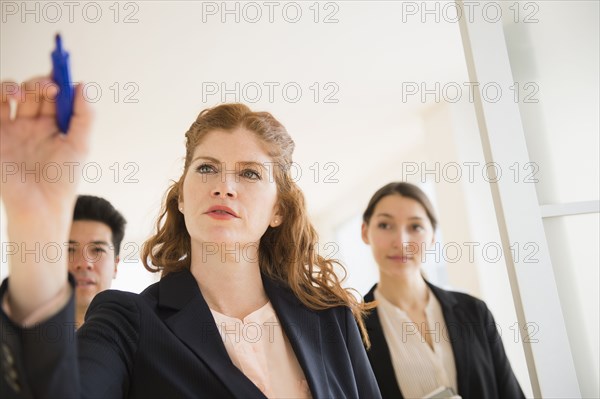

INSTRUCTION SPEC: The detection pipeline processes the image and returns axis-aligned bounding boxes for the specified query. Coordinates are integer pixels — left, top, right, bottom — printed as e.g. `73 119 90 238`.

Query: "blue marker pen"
51 34 74 134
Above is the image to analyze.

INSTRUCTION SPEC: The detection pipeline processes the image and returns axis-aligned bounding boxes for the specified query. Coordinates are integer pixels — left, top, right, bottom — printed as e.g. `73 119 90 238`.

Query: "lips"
75 277 96 287
205 205 239 218
387 255 413 263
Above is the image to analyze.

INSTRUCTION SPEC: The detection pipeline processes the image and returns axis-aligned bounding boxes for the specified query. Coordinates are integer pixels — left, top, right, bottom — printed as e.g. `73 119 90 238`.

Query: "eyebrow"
375 213 424 221
191 156 268 171
68 240 111 246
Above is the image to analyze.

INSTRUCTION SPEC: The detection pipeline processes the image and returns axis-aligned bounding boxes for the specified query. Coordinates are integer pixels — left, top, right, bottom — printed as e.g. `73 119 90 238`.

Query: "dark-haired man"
68 195 126 327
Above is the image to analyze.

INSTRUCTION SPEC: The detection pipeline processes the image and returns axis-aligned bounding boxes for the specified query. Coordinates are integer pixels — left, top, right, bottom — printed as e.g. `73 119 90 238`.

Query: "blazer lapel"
158 270 267 399
364 285 404 399
262 275 329 398
427 282 471 398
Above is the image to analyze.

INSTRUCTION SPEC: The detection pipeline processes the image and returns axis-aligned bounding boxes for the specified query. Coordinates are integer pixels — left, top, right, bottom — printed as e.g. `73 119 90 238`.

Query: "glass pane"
502 1 600 205
544 213 600 398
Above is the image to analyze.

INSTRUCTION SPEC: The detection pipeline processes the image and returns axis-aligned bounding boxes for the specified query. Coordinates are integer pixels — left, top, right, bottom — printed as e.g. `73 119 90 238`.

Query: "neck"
190 242 268 320
75 303 87 329
377 268 429 311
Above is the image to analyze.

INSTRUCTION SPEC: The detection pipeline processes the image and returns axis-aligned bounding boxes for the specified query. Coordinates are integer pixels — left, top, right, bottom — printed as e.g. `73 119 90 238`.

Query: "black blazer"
0 270 381 399
364 283 525 399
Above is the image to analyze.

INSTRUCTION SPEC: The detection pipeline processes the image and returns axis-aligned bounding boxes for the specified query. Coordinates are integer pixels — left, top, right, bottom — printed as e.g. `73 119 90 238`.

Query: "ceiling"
1 1 469 243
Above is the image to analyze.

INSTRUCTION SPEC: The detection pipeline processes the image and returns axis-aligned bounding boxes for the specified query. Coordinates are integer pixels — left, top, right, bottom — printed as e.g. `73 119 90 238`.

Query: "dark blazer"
0 270 381 399
363 282 525 399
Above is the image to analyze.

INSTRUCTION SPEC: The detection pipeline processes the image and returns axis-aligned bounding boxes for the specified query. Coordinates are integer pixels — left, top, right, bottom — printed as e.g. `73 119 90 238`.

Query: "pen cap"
51 34 74 133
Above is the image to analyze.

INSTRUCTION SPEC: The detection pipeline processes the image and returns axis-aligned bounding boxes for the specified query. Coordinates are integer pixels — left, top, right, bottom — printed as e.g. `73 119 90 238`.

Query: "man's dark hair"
73 195 127 256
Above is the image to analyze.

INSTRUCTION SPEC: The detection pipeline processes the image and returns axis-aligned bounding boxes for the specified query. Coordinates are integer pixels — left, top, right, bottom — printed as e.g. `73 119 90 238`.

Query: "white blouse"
374 287 459 398
210 301 312 398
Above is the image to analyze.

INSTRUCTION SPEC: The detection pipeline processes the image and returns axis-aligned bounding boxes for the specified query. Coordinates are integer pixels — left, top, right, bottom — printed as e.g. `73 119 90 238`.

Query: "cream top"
210 301 312 398
375 287 459 398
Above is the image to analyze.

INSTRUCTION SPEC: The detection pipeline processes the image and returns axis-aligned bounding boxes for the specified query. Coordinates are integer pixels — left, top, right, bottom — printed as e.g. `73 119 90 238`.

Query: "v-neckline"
376 288 438 354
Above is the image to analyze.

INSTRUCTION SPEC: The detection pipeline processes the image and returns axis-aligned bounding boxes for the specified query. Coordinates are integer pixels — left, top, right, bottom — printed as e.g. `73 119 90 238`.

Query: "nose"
78 263 93 270
392 230 405 248
72 250 93 271
211 174 238 199
392 230 413 250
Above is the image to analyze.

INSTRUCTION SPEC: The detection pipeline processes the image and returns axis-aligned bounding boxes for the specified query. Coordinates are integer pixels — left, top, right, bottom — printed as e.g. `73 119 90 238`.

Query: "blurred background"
1 1 598 397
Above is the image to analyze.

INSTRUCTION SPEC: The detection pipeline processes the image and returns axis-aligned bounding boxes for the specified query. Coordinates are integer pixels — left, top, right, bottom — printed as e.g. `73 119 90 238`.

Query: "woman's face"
179 128 282 250
362 194 435 277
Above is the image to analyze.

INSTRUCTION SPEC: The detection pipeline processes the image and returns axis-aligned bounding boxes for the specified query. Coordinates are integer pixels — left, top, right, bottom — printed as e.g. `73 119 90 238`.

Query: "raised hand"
0 76 93 322
0 76 92 217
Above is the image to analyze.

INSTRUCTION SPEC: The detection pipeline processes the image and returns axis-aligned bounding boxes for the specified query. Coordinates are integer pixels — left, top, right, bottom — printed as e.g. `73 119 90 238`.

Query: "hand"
0 76 93 322
0 76 92 219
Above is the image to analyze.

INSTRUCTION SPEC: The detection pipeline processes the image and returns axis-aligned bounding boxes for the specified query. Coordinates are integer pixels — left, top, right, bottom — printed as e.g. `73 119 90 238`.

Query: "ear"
361 222 370 245
269 205 283 227
269 213 283 227
178 196 184 214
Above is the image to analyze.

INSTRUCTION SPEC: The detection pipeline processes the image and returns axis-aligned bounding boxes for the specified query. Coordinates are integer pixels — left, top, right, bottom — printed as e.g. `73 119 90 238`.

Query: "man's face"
68 220 119 308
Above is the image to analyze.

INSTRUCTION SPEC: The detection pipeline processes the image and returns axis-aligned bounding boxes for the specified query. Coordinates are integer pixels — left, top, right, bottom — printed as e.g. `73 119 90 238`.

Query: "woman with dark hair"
361 182 524 399
0 77 380 398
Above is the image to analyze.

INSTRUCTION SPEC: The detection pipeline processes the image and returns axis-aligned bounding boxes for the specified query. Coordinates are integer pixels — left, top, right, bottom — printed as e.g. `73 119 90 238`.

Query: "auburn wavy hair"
141 103 373 345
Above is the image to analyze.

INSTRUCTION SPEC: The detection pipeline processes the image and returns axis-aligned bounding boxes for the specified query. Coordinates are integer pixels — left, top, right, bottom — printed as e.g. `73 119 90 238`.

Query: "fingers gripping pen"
51 34 74 133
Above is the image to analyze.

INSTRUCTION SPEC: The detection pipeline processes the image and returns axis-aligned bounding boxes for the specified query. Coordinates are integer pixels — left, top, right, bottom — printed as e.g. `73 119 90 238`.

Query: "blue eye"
197 164 217 174
241 169 261 180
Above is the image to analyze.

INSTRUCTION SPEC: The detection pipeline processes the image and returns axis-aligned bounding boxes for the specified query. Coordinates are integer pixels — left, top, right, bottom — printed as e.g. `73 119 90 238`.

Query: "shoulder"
271 276 352 317
428 282 492 321
91 287 154 307
263 275 355 333
428 281 484 305
139 279 160 303
85 282 160 323
85 290 141 323
363 284 377 303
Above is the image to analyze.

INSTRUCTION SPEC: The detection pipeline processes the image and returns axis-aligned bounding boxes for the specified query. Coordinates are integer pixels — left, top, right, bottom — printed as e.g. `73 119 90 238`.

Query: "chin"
197 231 253 246
76 295 95 308
76 285 97 294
